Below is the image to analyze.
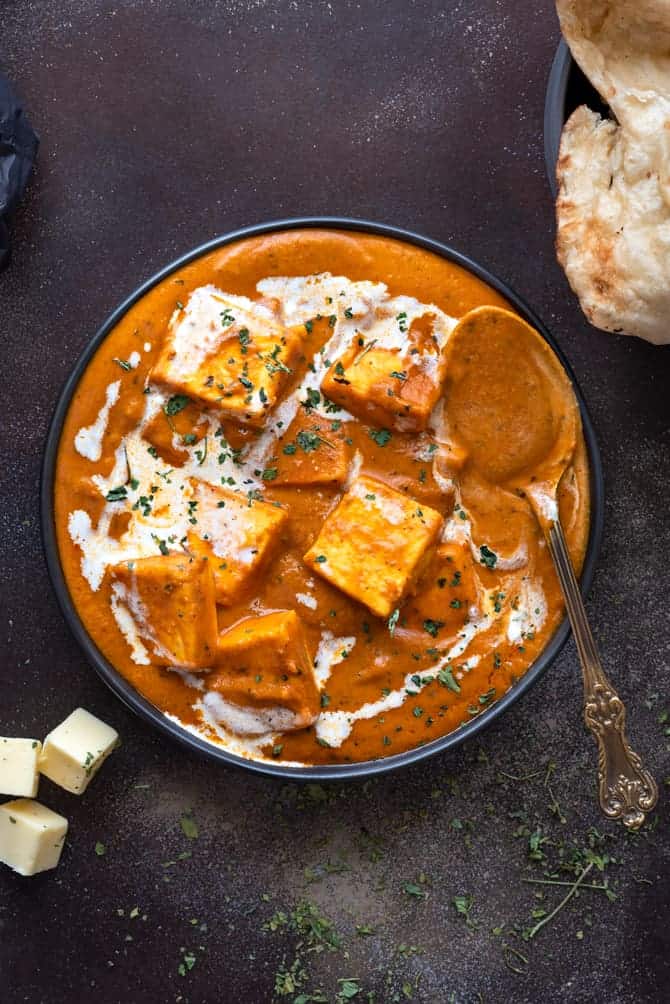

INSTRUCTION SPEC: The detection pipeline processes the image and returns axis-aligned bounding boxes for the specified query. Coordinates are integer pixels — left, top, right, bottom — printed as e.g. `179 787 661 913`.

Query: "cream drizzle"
74 380 120 461
315 616 491 748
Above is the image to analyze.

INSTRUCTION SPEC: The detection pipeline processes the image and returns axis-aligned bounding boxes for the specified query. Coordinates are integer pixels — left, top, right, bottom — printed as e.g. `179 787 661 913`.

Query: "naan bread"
555 1 670 344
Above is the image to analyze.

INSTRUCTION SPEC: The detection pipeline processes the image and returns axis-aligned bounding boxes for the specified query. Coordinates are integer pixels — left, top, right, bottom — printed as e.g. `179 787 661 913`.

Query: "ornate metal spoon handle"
547 521 658 830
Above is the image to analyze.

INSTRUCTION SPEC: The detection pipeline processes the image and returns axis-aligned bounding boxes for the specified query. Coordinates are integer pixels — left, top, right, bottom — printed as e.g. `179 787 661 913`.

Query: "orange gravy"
54 229 590 765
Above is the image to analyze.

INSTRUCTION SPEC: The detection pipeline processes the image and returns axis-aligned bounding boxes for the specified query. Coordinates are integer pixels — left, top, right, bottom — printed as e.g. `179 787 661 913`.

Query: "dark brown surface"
1 2 668 1002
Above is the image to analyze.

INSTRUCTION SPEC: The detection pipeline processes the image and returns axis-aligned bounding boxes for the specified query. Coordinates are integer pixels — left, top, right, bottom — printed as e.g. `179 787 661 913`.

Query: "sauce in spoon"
442 304 578 527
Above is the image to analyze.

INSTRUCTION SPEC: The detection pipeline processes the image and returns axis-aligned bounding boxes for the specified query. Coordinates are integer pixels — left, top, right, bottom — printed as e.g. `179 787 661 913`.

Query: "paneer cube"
142 398 209 466
110 554 218 668
321 313 451 433
401 541 478 636
303 475 443 618
151 286 303 428
208 611 319 735
0 799 68 876
188 482 288 605
0 738 41 798
39 708 119 795
273 412 351 486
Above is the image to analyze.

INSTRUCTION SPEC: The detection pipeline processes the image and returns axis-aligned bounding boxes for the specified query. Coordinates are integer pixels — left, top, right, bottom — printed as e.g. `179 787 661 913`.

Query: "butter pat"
39 708 119 795
0 737 42 797
0 799 68 876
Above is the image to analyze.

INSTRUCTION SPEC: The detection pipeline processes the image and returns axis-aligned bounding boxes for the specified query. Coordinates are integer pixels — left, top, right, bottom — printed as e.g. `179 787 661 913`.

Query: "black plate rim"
544 39 572 197
40 216 605 781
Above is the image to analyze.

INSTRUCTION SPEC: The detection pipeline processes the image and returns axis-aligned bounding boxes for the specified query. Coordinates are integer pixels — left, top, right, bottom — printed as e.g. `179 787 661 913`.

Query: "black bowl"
41 217 605 780
544 40 611 196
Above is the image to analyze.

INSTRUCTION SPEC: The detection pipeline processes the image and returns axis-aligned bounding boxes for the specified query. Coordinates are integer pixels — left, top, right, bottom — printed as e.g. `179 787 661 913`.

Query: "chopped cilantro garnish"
302 388 321 411
151 535 169 556
403 881 426 898
479 545 498 569
238 327 250 353
438 666 460 692
180 813 199 840
195 436 208 466
163 394 190 416
105 485 127 502
368 428 392 447
423 619 445 638
296 430 321 453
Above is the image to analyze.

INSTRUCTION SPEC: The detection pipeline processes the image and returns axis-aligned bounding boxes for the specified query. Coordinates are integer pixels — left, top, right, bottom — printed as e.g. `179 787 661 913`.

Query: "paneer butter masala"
54 229 590 765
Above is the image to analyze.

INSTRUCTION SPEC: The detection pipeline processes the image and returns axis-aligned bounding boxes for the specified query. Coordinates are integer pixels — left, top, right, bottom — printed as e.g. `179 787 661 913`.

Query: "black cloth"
0 74 38 270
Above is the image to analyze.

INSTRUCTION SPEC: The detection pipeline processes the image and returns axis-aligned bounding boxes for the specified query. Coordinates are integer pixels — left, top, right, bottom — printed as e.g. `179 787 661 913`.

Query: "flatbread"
555 1 670 344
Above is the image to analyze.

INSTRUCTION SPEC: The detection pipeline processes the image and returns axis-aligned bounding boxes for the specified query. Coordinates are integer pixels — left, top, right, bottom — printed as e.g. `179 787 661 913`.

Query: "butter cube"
0 738 41 797
0 799 68 876
39 708 119 795
304 475 443 618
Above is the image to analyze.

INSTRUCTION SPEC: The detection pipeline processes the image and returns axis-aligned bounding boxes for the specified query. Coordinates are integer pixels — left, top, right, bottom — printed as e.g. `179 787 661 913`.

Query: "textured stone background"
1 2 668 1002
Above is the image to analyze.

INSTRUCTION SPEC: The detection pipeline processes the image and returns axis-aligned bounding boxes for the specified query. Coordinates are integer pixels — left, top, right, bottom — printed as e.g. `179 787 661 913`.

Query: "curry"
54 228 590 765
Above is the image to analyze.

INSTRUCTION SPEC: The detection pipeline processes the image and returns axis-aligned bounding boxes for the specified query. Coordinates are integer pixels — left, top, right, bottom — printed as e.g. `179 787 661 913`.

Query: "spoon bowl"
443 306 579 510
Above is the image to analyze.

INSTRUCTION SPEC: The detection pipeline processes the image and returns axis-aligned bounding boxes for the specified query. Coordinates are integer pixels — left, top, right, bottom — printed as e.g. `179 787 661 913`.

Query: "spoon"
443 305 658 829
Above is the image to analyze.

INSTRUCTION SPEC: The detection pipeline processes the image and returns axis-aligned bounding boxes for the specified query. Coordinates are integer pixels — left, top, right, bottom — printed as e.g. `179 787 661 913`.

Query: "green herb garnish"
368 428 392 447
423 619 445 638
105 485 128 502
479 545 498 569
164 394 190 417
